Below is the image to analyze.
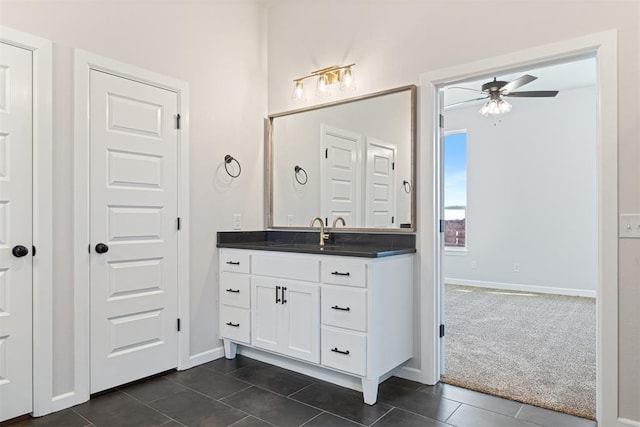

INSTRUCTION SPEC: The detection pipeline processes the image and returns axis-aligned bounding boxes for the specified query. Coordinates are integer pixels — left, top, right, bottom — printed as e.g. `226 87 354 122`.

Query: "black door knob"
95 243 109 254
12 245 29 257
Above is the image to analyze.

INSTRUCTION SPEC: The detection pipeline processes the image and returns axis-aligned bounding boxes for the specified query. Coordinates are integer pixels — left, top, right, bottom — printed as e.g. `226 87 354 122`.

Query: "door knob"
95 243 109 254
12 245 29 257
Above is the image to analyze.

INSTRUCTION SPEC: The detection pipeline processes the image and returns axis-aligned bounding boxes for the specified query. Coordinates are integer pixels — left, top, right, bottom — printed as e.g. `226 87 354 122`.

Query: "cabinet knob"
12 245 29 257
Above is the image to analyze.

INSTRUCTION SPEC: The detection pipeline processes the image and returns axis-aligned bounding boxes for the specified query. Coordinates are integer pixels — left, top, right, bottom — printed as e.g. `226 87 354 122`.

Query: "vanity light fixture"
292 64 356 101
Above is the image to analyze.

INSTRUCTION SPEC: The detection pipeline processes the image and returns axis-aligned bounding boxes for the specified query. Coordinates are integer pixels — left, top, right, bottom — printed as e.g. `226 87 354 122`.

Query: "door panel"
321 125 362 227
283 282 319 363
365 138 396 228
252 279 280 351
0 42 33 421
90 70 178 393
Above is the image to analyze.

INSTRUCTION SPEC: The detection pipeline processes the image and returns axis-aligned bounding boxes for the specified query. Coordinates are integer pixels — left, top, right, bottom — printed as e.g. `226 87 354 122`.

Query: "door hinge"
176 113 181 130
439 324 445 338
177 318 181 332
439 219 445 233
177 217 181 230
32 245 36 256
439 114 445 128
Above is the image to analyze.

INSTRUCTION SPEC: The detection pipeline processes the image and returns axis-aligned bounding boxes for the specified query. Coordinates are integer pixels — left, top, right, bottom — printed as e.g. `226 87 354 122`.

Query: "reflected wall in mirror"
267 85 416 231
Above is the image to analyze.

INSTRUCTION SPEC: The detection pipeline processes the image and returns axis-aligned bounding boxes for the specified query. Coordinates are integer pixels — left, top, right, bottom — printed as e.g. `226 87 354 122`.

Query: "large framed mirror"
266 85 416 232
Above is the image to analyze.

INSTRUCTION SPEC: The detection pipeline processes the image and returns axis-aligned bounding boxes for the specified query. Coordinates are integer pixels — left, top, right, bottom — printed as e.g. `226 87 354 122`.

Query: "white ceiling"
444 57 596 109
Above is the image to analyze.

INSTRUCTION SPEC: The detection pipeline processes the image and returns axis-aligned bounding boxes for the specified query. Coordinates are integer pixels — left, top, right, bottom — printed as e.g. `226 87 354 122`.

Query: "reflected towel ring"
224 154 241 178
402 180 412 193
294 165 308 185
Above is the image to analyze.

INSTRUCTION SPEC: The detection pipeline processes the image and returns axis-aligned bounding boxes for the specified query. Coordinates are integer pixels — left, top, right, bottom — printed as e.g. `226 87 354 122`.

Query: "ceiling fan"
446 74 559 116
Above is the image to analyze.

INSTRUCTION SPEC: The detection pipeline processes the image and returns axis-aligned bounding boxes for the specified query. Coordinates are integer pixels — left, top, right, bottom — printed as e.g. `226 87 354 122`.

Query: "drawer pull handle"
282 287 287 304
226 288 240 293
226 322 240 327
331 305 351 311
331 271 350 277
331 347 350 355
226 261 240 265
276 286 281 303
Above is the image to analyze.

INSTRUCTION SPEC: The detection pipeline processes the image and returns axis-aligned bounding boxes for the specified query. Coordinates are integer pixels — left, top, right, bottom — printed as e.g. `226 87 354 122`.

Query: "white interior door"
365 138 396 228
0 42 33 421
89 69 179 393
321 125 362 227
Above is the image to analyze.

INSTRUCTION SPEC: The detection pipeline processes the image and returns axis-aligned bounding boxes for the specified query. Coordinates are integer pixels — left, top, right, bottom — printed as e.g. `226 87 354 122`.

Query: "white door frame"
419 31 619 425
73 49 190 406
0 26 53 417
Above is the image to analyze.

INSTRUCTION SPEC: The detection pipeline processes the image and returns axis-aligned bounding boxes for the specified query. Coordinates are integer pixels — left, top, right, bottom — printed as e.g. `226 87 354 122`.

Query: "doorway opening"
438 57 597 419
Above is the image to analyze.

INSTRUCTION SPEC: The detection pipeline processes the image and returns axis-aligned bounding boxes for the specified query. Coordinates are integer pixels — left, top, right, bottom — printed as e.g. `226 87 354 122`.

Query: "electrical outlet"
471 260 477 270
232 213 241 230
620 214 640 238
513 263 520 272
287 214 294 226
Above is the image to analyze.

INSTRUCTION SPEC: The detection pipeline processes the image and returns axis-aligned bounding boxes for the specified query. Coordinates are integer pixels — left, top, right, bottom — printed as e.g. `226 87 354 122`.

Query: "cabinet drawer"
220 251 250 274
220 273 250 308
321 326 366 376
220 305 250 344
321 285 367 332
321 260 366 287
253 254 319 282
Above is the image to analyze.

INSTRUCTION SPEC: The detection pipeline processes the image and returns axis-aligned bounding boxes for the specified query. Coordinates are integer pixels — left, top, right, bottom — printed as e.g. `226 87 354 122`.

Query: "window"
443 131 467 249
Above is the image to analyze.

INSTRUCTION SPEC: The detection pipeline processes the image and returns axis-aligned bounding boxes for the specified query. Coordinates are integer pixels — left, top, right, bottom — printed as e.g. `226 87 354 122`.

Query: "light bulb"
316 74 330 97
292 80 304 101
340 67 356 91
499 99 512 113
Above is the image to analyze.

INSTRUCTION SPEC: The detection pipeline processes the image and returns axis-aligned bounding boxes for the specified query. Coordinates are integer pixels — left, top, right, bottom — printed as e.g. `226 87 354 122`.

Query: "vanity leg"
223 339 237 359
361 377 379 405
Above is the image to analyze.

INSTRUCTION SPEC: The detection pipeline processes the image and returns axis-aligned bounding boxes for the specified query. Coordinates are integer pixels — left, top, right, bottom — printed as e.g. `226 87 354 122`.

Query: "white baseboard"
50 391 85 413
445 278 596 298
393 366 423 383
619 418 640 427
186 346 225 369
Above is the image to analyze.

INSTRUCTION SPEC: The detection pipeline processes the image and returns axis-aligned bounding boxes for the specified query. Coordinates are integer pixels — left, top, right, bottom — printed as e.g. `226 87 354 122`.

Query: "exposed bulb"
340 67 356 91
292 80 304 101
316 74 330 97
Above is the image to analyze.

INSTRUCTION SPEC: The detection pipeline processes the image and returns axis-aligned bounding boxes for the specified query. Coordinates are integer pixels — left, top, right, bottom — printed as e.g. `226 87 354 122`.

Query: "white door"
0 42 33 421
365 138 396 228
321 125 362 227
89 70 179 393
282 281 319 363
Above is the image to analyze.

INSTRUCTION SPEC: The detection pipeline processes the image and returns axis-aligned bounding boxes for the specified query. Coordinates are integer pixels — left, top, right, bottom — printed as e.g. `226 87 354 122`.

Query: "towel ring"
224 154 241 178
402 180 412 194
294 165 308 185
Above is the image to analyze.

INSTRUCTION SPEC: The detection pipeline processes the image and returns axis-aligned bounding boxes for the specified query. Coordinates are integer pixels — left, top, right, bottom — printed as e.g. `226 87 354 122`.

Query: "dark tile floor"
4 356 597 427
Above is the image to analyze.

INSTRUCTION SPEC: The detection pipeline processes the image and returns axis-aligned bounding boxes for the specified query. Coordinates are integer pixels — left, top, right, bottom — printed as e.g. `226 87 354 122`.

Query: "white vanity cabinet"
219 248 414 405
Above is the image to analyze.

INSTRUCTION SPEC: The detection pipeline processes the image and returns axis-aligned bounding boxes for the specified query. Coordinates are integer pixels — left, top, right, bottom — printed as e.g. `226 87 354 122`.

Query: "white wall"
267 1 639 421
0 0 267 398
444 86 597 296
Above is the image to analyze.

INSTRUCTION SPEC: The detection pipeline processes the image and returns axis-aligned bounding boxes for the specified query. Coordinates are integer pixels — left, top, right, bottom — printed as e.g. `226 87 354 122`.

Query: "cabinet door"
251 278 280 353
282 281 320 363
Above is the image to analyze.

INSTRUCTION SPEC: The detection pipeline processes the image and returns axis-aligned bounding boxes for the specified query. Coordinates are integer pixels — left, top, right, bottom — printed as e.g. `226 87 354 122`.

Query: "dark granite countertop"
217 231 416 258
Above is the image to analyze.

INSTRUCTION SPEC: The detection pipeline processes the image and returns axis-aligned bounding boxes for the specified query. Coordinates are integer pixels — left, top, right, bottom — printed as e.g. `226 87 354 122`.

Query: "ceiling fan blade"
444 96 488 109
500 74 537 93
504 90 559 97
447 86 485 94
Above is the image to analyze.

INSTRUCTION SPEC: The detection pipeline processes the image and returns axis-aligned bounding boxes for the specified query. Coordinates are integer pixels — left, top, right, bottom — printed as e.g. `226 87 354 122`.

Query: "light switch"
232 213 241 230
619 214 640 238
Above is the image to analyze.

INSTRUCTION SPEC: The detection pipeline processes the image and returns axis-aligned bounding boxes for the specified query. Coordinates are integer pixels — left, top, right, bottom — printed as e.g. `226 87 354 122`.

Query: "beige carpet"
442 284 596 420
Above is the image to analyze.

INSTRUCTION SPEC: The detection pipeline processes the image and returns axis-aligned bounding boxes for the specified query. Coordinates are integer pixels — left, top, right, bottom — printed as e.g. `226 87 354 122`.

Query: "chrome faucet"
332 216 346 228
309 216 330 247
